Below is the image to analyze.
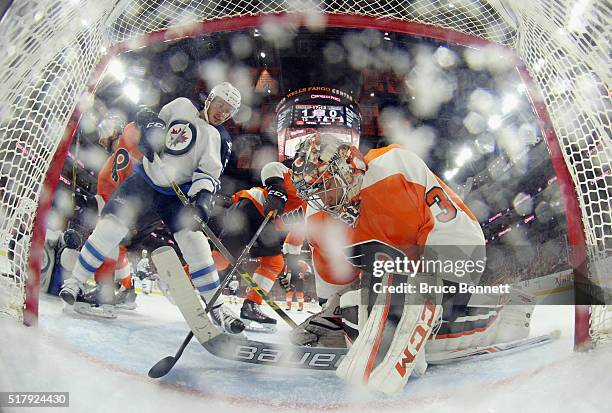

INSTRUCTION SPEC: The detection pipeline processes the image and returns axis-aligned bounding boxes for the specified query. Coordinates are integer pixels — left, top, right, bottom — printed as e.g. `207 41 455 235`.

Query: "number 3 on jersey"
425 186 457 223
111 148 130 182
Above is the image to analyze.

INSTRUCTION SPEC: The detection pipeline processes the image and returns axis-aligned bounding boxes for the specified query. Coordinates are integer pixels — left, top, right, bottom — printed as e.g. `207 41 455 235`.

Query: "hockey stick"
153 248 561 374
202 329 561 371
148 331 193 378
147 213 271 378
148 246 221 378
152 153 296 324
204 210 274 311
426 329 561 365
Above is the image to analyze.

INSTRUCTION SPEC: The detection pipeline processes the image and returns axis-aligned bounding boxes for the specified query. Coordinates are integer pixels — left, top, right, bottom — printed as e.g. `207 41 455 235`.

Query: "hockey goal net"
0 0 609 347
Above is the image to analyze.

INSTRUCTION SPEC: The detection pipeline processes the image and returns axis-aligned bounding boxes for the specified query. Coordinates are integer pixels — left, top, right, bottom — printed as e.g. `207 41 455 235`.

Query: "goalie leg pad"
336 273 442 394
337 301 441 394
493 304 535 344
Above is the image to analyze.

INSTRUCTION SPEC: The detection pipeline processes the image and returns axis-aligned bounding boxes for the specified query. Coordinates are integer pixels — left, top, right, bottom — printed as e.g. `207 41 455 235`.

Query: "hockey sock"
73 216 128 283
113 245 130 284
286 291 293 309
174 229 220 303
297 291 304 309
245 254 284 304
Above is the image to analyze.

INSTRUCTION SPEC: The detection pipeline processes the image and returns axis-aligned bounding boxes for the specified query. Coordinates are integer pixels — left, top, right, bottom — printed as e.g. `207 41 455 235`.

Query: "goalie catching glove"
136 107 166 162
289 287 348 348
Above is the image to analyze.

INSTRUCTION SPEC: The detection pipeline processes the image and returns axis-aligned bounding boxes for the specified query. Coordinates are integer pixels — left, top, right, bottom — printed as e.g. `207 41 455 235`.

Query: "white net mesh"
0 0 609 343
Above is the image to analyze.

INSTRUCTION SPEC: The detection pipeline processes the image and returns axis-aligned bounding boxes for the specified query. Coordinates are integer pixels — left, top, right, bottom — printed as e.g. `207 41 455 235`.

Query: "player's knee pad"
173 229 213 265
89 215 129 256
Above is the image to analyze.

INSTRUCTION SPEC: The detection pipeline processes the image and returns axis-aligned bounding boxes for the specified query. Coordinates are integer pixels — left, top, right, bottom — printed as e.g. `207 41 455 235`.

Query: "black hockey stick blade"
148 331 194 378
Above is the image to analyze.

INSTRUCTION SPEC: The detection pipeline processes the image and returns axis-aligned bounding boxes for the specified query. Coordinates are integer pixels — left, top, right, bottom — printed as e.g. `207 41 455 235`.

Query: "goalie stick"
202 329 560 370
152 247 560 375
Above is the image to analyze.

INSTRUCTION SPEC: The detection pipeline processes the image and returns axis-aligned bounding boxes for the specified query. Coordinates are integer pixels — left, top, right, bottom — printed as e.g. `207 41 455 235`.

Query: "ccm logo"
395 303 437 377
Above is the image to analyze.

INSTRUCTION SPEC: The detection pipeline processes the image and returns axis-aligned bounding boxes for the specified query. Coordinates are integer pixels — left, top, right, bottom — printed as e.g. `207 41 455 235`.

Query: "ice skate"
210 303 245 334
115 286 137 310
72 286 117 319
59 278 83 306
240 299 277 333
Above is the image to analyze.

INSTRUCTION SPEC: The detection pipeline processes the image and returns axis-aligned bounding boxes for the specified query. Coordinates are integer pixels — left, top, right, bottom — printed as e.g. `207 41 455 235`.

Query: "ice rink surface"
1 292 611 413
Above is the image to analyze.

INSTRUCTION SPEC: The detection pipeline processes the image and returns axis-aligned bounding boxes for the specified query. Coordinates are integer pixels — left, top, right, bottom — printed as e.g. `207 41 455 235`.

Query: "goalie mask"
291 133 366 219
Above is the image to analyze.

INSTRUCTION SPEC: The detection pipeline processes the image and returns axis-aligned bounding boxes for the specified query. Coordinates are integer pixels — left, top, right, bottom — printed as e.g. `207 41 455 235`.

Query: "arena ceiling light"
502 94 519 114
444 168 459 180
488 114 503 130
123 83 140 103
455 146 473 167
107 58 126 82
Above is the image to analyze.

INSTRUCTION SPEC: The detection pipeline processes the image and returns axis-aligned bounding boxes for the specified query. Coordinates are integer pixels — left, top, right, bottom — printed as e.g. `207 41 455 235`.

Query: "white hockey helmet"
142 249 148 257
97 115 124 152
203 81 241 123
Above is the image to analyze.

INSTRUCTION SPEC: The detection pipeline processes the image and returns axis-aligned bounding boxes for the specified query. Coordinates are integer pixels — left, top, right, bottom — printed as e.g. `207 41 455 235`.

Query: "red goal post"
0 0 609 348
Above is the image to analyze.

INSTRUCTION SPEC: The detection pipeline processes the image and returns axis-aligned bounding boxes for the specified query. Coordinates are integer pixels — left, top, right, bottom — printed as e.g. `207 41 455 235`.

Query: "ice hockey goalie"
288 133 535 394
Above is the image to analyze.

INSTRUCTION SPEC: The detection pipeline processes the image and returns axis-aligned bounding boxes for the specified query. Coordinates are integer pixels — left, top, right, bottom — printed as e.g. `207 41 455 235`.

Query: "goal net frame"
0 0 609 349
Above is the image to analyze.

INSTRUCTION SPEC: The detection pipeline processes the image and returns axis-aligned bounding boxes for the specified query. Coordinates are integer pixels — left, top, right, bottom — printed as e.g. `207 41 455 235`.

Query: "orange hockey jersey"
96 122 142 202
233 162 306 230
306 145 485 285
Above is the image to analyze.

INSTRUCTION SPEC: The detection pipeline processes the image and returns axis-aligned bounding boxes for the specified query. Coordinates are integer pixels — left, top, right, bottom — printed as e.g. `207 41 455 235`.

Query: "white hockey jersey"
137 257 150 273
141 97 230 197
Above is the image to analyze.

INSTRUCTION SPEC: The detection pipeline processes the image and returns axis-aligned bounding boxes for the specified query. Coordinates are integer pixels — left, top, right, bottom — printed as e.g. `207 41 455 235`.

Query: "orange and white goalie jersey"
96 122 142 202
306 145 485 293
356 145 484 251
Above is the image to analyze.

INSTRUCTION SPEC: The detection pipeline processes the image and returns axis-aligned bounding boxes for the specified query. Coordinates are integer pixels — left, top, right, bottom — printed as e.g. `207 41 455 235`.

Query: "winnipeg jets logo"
165 120 197 155
167 123 192 150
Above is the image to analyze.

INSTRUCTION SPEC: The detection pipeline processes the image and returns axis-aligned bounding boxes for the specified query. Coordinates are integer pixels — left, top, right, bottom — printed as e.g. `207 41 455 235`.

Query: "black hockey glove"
136 107 166 162
188 190 214 229
62 229 82 250
263 177 288 217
